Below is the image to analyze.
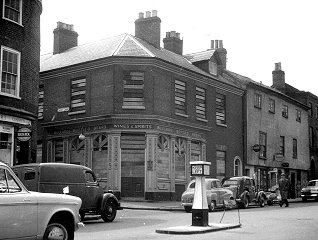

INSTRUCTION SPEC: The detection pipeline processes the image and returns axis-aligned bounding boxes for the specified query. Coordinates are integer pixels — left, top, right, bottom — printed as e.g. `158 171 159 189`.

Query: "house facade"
0 0 42 166
39 11 244 200
222 63 310 198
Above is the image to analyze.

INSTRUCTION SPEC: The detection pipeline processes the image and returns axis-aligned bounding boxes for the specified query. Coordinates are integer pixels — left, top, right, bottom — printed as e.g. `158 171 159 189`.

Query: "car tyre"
267 200 273 206
302 197 307 202
259 196 265 207
208 201 216 212
184 206 192 213
43 222 69 240
101 198 117 222
240 197 249 209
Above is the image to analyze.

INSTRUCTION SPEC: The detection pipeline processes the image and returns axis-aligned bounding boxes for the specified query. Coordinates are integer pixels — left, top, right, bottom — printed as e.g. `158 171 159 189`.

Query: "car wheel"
43 223 68 240
240 197 249 209
302 197 307 202
184 206 192 213
80 212 85 221
208 201 216 212
267 200 273 206
101 198 117 222
259 196 265 207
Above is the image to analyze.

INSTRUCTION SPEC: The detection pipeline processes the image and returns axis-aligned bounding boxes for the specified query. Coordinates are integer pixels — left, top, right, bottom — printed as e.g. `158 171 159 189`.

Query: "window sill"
3 17 24 27
0 92 21 99
175 113 189 118
68 110 86 115
122 106 145 110
259 156 267 160
196 118 208 123
216 123 227 128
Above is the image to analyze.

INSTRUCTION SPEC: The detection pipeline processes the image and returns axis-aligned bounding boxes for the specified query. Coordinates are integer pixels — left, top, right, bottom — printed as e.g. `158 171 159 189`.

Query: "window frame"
259 131 267 159
269 98 275 113
195 86 206 121
69 77 86 115
293 138 298 159
175 79 187 116
2 0 23 25
282 105 288 118
309 102 313 117
279 136 285 156
254 93 262 109
296 109 301 122
122 71 145 109
0 46 21 98
216 93 226 126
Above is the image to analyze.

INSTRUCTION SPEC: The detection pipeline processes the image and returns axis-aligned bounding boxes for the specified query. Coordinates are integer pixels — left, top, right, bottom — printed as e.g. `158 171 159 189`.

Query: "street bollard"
190 161 211 227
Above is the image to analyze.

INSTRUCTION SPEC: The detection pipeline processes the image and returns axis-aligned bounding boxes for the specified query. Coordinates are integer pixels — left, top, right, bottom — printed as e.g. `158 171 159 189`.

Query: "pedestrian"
278 173 290 207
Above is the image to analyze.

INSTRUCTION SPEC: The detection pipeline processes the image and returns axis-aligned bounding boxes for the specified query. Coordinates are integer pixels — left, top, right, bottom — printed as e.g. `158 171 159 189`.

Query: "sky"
40 0 318 95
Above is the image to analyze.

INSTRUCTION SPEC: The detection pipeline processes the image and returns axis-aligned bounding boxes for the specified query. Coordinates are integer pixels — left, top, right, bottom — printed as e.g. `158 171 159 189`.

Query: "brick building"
39 11 244 200
272 63 318 181
0 0 42 166
221 63 310 198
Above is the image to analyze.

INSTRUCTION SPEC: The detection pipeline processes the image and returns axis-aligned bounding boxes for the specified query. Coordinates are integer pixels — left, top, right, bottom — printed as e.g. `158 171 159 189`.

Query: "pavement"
120 197 303 234
120 197 303 211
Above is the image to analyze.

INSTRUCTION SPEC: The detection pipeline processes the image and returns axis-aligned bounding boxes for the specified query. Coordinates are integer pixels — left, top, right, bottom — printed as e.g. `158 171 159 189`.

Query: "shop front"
44 121 208 200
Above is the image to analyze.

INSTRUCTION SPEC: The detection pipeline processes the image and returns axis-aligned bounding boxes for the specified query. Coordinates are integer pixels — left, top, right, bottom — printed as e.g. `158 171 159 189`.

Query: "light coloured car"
301 179 318 201
181 178 235 212
0 161 83 240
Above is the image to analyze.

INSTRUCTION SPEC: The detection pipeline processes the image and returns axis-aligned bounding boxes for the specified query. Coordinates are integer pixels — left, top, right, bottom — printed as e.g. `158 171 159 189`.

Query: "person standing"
278 173 290 207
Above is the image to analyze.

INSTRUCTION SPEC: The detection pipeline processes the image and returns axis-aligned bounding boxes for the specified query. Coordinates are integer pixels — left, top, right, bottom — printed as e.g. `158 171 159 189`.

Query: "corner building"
39 11 244 200
0 0 42 166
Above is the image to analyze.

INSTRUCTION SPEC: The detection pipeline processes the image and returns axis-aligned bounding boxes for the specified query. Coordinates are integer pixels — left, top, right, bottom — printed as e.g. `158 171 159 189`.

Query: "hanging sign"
17 127 32 141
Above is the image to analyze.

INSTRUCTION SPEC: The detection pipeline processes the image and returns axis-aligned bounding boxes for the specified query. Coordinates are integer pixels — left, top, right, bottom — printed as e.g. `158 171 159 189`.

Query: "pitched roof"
40 33 210 78
184 49 216 63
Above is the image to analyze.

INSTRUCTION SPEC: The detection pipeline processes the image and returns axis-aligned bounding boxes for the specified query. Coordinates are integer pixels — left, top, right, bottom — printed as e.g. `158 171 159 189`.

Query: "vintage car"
301 179 318 201
0 161 83 240
181 178 235 212
222 176 267 208
12 163 122 222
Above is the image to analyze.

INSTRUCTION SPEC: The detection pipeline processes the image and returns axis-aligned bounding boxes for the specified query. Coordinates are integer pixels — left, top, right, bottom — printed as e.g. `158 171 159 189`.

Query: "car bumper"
301 193 318 197
77 222 85 229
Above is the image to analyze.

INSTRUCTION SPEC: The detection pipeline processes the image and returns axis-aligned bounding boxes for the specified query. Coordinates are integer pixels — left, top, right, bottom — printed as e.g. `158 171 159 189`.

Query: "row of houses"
1 2 318 200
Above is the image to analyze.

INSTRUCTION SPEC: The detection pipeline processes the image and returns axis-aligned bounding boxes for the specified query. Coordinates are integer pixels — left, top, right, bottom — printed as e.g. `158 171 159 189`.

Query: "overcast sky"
40 0 318 96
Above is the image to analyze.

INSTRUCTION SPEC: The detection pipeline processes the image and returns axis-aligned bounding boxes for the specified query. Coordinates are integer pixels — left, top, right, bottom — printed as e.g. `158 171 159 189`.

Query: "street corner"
155 222 242 235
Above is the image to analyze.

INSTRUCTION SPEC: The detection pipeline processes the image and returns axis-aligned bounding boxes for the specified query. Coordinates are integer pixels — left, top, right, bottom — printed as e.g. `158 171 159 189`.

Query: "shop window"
54 139 63 162
195 86 206 120
70 77 86 114
92 134 108 151
3 0 22 25
0 46 20 98
71 137 85 152
157 135 170 179
191 141 201 162
175 137 186 180
175 80 187 116
123 71 144 109
216 93 226 125
216 151 226 180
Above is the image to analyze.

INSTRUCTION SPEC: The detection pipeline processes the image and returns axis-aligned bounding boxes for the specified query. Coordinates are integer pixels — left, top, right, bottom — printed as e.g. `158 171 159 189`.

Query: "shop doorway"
121 133 145 198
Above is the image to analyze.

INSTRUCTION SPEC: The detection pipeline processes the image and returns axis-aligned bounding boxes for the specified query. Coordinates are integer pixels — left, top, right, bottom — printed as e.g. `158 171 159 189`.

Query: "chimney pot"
215 40 219 48
219 40 223 48
146 11 151 18
211 40 215 49
152 10 157 17
275 62 282 70
138 12 144 19
53 21 78 54
176 32 180 39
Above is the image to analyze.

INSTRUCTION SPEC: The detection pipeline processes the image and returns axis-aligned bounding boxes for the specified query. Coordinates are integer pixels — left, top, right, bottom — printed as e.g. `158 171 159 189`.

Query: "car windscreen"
308 181 318 187
222 180 238 187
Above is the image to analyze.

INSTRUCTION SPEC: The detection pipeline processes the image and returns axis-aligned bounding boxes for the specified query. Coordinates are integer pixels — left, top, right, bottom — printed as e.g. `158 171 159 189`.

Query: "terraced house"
0 0 42 166
38 11 244 200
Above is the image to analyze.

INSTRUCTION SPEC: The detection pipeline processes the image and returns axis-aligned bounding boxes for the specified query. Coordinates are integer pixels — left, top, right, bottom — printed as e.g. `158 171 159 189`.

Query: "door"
83 170 101 210
290 172 296 199
121 133 145 198
0 167 37 239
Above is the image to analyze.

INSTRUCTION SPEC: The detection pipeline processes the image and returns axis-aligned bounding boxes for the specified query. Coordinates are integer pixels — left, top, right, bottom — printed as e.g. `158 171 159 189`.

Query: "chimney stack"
53 22 78 55
135 10 161 48
272 62 285 93
211 39 227 70
163 31 183 55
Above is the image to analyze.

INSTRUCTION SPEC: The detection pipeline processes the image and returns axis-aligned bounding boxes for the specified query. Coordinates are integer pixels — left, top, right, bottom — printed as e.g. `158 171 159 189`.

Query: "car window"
222 180 238 187
189 182 195 188
85 171 96 183
308 181 317 187
0 168 22 193
215 181 221 188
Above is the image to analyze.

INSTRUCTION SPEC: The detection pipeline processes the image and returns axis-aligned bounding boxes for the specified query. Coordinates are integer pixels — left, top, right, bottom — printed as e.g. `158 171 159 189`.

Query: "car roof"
12 162 92 171
226 176 252 180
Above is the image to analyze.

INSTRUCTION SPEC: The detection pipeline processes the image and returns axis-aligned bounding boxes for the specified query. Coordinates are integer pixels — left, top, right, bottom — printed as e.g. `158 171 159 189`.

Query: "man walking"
278 173 290 207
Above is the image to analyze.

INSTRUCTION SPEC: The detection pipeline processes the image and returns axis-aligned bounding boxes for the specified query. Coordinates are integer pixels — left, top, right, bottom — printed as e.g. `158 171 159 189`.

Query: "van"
12 163 122 222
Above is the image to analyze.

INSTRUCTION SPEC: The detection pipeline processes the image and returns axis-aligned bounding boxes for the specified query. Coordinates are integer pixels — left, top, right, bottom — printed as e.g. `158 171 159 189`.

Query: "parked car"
181 178 235 212
12 163 122 222
301 179 318 201
0 161 83 240
264 185 281 205
222 176 267 208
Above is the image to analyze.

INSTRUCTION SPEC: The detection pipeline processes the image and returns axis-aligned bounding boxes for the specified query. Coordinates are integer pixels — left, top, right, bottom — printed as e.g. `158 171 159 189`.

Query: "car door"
211 180 222 204
83 170 101 210
0 167 37 239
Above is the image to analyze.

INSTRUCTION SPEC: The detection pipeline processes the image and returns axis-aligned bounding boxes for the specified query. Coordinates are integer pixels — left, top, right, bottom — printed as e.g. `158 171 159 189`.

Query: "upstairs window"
209 61 217 75
282 105 288 118
216 150 226 180
269 98 275 113
123 71 145 109
296 109 301 122
38 84 44 119
309 127 314 148
254 93 262 109
293 138 298 159
3 0 22 25
259 131 267 158
175 80 187 116
279 136 285 156
70 77 86 114
0 46 20 98
216 93 226 125
195 86 206 120
309 102 313 117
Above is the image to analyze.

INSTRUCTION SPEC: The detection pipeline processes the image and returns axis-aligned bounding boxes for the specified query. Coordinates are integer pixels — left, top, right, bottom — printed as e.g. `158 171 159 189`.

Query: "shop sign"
112 124 153 129
0 114 31 125
17 127 32 141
